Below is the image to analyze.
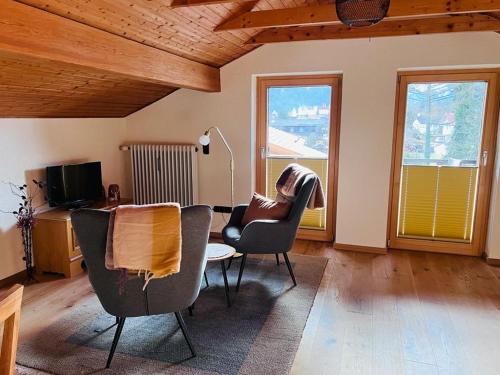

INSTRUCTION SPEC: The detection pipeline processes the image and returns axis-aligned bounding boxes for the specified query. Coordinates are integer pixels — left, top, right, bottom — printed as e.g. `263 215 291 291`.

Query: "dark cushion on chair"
241 193 291 226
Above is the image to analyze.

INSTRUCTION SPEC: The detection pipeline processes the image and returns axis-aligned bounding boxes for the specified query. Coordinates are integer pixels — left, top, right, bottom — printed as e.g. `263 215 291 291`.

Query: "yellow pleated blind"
434 167 477 240
266 157 327 229
398 165 478 242
399 166 438 237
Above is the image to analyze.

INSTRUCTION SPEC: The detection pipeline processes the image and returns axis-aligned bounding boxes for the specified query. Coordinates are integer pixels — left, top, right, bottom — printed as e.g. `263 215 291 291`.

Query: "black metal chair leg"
275 253 280 266
220 260 231 307
283 252 297 286
115 316 119 325
106 317 126 368
174 312 196 357
204 271 209 288
236 254 247 292
226 257 233 270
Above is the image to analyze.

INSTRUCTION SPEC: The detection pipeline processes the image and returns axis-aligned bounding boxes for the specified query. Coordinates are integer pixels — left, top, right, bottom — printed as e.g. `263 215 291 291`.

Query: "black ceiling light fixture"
336 0 391 28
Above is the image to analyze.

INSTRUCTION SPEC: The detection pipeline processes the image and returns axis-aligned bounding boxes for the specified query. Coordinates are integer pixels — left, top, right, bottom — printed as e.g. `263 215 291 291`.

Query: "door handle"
260 146 265 159
482 150 488 167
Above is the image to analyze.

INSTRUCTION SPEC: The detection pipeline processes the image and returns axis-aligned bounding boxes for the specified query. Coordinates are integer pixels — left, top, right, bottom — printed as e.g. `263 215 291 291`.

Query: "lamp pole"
202 126 234 208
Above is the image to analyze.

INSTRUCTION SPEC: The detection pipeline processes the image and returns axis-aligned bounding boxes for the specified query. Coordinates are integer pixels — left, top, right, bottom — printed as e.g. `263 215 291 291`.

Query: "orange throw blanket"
275 163 325 209
105 203 182 290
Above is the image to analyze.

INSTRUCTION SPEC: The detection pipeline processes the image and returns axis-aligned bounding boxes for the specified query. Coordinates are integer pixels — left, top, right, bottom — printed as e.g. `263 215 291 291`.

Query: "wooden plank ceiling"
0 51 177 118
1 0 308 117
1 0 499 118
17 0 308 67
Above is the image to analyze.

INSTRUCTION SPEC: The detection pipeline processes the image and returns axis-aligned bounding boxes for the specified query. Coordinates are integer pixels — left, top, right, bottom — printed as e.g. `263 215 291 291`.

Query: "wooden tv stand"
33 199 131 278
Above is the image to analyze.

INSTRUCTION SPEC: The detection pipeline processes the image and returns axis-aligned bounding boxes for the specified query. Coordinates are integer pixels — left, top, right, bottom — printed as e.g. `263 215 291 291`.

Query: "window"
256 75 342 241
402 82 487 167
389 70 499 255
399 81 488 242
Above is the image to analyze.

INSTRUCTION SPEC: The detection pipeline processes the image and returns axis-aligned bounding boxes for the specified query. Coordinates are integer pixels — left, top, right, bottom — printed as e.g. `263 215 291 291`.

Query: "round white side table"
206 243 235 307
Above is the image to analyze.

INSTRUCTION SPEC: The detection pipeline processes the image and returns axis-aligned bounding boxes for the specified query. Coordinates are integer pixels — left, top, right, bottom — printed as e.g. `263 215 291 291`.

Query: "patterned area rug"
17 254 327 375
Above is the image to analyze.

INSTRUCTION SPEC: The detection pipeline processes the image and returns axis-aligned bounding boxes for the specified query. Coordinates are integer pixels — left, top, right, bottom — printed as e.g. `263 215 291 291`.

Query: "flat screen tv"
46 162 103 208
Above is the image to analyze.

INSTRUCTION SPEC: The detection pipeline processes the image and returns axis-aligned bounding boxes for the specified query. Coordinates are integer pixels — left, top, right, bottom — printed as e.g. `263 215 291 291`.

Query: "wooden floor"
5 240 500 375
291 241 500 375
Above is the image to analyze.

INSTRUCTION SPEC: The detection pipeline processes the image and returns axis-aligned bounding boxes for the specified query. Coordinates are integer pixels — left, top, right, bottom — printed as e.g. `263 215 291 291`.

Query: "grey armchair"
71 205 212 368
222 174 316 291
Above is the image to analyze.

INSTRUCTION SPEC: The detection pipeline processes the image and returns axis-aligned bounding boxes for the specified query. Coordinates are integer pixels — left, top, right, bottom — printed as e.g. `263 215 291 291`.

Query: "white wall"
126 32 500 253
0 118 128 280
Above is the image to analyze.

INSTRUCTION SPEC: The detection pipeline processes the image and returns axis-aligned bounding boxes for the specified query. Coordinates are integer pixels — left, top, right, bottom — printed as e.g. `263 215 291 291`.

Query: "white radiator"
130 144 198 206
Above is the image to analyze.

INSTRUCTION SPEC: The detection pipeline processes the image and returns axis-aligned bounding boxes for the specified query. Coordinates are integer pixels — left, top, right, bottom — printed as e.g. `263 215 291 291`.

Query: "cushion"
241 193 291 227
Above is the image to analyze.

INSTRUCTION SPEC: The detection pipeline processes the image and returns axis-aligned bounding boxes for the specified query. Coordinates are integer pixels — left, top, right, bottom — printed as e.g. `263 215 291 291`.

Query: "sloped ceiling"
0 0 309 118
2 0 499 118
0 51 177 118
18 0 313 67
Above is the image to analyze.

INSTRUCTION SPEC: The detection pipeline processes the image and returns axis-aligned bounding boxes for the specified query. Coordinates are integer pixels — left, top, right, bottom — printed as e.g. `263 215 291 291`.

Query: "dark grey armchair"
222 175 316 291
71 205 212 368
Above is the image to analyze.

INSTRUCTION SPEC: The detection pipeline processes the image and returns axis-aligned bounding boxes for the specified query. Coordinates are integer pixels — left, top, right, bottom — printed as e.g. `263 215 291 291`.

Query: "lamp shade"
199 134 210 146
336 0 391 27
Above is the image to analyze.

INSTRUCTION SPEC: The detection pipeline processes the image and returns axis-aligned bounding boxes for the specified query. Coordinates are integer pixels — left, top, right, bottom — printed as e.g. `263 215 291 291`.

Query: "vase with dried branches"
1 180 45 283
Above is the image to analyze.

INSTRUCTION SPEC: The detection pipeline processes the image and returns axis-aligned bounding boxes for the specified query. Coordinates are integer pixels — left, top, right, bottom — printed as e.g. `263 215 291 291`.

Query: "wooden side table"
33 198 131 278
206 243 235 307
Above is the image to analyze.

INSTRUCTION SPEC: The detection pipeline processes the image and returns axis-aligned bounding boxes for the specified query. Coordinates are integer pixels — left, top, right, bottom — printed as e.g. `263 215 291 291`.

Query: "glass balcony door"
389 71 499 255
256 75 342 241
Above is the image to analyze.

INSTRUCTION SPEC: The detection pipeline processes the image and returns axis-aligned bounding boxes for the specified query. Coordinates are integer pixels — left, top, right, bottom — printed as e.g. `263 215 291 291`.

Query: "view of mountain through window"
267 86 332 158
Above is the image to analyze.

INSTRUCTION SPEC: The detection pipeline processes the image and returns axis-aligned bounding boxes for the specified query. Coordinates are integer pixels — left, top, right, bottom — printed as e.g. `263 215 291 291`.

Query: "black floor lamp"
198 126 235 209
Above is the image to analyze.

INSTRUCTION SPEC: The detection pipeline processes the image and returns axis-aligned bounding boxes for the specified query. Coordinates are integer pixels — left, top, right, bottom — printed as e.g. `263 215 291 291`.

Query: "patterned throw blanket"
105 203 182 290
275 163 325 209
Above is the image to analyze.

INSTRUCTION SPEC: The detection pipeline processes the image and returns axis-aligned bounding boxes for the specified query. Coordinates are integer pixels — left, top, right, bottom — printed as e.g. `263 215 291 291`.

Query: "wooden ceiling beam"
170 0 255 8
0 0 220 92
246 14 500 44
217 0 500 31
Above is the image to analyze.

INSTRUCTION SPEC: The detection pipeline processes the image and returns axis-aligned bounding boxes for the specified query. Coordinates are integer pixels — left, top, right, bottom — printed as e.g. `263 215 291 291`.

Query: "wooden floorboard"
290 241 500 375
2 240 500 374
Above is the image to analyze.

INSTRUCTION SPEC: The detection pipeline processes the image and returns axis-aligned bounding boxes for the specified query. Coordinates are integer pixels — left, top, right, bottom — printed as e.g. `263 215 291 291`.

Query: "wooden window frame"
387 69 500 256
256 74 342 242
